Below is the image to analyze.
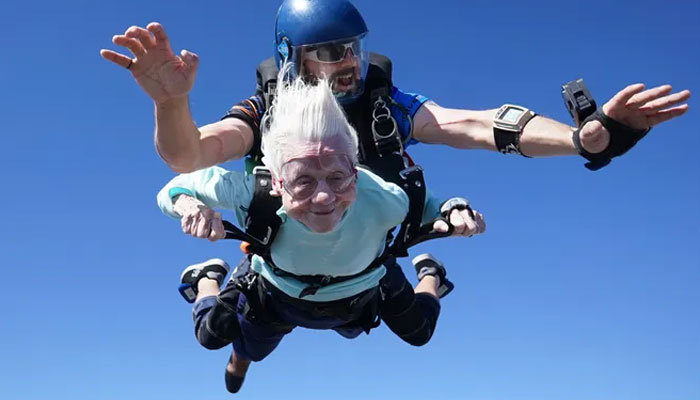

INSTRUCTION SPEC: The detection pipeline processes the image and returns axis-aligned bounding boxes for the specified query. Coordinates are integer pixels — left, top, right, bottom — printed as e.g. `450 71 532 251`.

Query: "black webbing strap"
271 252 390 298
222 167 281 259
364 84 428 257
244 167 282 246
255 57 278 109
223 221 268 256
389 165 428 257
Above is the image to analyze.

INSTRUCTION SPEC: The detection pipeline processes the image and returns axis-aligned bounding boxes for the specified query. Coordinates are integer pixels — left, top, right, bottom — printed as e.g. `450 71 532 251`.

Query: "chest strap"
270 250 391 298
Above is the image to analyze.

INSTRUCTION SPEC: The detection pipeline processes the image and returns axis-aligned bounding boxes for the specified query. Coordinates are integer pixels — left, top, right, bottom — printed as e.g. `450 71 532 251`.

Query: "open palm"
603 83 690 130
100 22 198 104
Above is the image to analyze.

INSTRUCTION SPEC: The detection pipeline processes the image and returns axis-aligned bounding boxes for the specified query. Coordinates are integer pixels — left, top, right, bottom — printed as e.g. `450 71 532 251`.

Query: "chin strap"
573 109 651 171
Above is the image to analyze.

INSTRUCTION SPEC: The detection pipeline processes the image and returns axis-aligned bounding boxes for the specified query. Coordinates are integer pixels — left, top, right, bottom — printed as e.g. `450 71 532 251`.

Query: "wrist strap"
494 115 537 157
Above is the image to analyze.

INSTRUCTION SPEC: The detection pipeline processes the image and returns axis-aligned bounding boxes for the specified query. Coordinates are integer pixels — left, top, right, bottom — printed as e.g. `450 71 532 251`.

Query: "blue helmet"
274 0 370 103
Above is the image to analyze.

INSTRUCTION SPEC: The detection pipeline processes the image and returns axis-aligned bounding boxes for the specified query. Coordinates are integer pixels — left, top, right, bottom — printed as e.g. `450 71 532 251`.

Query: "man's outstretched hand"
100 22 199 105
579 83 691 154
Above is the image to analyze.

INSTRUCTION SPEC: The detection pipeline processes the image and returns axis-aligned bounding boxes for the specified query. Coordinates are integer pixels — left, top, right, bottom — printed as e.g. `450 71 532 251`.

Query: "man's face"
272 136 357 233
300 46 362 94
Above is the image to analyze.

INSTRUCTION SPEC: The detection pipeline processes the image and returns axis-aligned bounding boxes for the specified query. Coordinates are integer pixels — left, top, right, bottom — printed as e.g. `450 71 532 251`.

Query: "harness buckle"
236 272 258 292
371 97 403 156
259 227 274 245
398 165 424 180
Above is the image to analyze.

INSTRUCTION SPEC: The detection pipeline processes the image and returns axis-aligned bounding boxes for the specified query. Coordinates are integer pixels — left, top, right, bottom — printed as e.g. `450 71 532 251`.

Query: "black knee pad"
401 293 441 346
196 327 230 350
203 284 243 344
379 262 414 314
381 290 442 347
414 292 441 322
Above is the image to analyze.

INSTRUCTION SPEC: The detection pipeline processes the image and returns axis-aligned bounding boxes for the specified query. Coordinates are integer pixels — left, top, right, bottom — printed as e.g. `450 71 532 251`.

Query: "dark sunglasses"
303 40 361 63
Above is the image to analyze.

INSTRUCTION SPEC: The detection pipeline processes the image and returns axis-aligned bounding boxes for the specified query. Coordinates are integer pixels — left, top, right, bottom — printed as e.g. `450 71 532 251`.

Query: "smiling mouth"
311 209 335 216
330 68 356 89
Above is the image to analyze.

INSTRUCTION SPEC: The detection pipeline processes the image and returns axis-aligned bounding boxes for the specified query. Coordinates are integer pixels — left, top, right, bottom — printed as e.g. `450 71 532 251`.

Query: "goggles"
302 39 361 64
279 156 357 201
280 170 357 201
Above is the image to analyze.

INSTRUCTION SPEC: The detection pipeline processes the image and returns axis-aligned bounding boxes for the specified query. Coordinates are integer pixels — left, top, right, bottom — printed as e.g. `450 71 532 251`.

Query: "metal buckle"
371 97 403 155
399 165 424 181
259 226 274 245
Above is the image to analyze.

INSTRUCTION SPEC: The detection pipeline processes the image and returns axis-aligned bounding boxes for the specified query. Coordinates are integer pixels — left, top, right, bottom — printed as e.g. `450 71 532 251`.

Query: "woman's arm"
156 166 253 225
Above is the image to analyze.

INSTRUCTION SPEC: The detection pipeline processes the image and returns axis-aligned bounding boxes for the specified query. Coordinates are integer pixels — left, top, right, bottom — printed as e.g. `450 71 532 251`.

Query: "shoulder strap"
228 167 281 259
367 52 392 87
256 57 279 108
336 53 426 257
245 166 282 245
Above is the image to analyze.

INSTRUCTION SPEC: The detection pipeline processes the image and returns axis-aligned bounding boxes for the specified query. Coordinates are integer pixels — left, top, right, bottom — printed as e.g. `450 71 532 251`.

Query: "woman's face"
272 136 357 233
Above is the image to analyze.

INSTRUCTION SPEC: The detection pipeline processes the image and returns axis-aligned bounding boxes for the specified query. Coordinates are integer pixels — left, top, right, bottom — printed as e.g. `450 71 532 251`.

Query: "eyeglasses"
302 40 361 64
279 169 357 201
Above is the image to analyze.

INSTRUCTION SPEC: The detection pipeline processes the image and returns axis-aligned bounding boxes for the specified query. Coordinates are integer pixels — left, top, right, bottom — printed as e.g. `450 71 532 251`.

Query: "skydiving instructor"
101 0 690 176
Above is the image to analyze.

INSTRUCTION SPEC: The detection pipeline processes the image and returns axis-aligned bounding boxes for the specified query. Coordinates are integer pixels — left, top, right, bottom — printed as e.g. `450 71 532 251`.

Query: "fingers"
194 213 211 238
578 120 610 154
112 34 146 58
180 49 199 73
181 213 195 235
200 211 224 242
446 208 486 237
125 25 156 49
433 219 450 233
147 22 172 50
447 209 475 236
626 84 672 110
179 206 224 241
100 49 132 69
639 89 691 115
473 211 486 235
646 104 689 126
209 216 226 242
607 83 645 110
458 208 478 235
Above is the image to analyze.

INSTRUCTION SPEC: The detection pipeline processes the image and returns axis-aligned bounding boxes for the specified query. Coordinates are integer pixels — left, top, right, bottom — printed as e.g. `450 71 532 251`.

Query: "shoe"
225 350 252 393
178 258 230 303
412 253 454 298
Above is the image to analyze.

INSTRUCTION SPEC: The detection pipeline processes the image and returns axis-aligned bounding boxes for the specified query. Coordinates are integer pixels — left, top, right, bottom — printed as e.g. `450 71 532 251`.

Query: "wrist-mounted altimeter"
493 104 537 156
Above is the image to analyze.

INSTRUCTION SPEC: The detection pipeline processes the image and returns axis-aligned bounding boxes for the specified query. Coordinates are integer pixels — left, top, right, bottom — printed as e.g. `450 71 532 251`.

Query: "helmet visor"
303 40 362 63
292 35 369 104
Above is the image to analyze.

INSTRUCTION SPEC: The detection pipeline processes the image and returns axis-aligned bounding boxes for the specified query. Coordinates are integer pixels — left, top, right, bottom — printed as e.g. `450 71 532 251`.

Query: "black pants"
193 256 441 360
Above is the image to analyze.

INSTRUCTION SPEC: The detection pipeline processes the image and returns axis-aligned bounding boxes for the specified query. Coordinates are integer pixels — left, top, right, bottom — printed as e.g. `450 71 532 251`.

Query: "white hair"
260 64 359 177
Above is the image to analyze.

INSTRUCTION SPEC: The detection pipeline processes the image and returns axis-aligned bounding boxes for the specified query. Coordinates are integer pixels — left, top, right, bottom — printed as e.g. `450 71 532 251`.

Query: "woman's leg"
224 290 295 393
378 257 442 347
181 258 238 350
187 257 295 393
193 281 241 350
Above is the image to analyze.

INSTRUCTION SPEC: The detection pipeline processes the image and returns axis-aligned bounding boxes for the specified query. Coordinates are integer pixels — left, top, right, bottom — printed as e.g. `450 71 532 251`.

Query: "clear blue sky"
2 0 698 399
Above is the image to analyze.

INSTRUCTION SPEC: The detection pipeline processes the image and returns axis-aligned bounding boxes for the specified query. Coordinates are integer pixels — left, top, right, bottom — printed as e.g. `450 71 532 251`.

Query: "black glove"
572 109 651 171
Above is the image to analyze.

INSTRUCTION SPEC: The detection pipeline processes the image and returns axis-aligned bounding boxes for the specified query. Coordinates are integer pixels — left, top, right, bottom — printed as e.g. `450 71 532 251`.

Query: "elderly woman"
157 74 485 393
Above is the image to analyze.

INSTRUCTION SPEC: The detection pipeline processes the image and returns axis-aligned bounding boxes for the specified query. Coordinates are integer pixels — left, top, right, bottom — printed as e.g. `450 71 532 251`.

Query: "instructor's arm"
412 84 690 157
101 22 253 173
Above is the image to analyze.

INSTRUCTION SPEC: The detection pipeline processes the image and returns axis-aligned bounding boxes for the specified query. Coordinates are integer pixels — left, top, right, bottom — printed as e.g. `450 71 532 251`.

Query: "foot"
178 258 230 303
412 253 454 298
225 350 252 393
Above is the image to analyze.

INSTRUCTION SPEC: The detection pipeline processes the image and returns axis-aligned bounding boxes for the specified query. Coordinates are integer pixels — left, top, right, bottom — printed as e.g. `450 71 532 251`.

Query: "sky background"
1 0 699 399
